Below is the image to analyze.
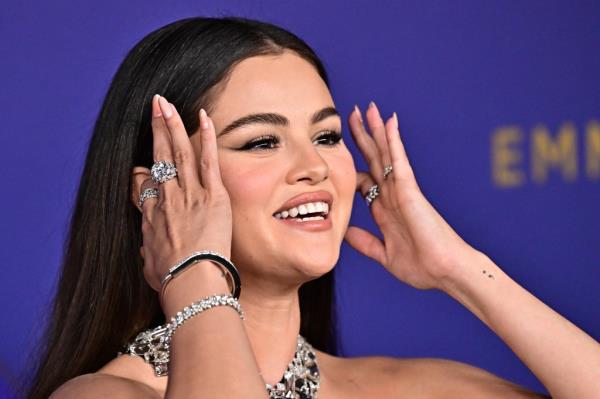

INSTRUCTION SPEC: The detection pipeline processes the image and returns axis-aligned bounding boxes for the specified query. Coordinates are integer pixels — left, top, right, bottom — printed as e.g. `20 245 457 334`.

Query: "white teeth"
273 201 330 220
293 216 325 222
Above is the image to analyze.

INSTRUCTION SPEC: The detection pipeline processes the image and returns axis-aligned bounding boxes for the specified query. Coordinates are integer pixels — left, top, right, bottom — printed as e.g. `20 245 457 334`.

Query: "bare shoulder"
386 357 549 398
316 351 549 399
50 371 161 399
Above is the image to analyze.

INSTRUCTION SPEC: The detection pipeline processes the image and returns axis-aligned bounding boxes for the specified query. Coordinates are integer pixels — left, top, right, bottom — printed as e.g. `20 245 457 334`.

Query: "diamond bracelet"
164 294 244 347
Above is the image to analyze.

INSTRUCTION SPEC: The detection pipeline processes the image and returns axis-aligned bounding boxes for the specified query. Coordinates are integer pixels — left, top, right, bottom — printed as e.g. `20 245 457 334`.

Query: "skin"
51 50 600 398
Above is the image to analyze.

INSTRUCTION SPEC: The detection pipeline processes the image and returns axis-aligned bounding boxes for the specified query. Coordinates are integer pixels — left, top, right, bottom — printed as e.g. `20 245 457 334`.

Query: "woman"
25 16 599 398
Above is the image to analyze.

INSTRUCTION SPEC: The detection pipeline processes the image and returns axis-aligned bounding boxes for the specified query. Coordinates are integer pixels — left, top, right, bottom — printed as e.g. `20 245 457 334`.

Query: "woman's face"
190 50 356 286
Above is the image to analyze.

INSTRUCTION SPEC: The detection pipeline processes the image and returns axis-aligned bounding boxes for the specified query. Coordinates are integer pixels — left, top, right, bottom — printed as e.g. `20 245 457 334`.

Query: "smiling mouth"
273 202 330 222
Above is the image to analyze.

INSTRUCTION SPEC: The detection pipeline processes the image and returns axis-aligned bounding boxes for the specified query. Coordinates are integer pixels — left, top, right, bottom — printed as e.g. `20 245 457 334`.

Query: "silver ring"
383 165 393 180
138 187 159 207
151 160 178 184
364 184 379 207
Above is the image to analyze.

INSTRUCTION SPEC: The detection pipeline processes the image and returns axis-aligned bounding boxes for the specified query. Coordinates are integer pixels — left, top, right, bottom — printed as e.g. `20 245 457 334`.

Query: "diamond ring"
364 184 379 207
383 165 393 180
138 187 159 207
151 161 178 184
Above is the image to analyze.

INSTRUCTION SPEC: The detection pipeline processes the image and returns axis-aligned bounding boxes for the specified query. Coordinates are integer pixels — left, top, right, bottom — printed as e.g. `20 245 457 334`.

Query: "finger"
198 111 223 192
386 112 418 188
151 95 178 200
349 105 384 184
157 95 200 192
365 101 393 174
139 177 159 220
356 171 378 196
356 171 386 212
344 226 386 266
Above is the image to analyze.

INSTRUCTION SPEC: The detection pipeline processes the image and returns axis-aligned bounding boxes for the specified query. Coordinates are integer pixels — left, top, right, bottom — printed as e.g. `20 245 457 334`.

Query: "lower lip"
273 215 332 231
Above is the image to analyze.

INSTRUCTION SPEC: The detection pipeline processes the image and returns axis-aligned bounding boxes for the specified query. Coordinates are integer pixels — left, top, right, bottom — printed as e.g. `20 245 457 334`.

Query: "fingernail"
199 108 209 130
368 101 381 118
152 94 162 117
354 104 363 124
392 112 398 129
158 96 173 118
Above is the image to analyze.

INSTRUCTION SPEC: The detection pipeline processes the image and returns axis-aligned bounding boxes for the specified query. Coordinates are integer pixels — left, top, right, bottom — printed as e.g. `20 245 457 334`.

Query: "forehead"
210 50 334 124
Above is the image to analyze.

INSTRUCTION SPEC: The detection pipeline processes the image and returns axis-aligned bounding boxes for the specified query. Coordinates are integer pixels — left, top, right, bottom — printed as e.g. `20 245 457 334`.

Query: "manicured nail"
152 94 162 117
368 101 382 121
392 112 398 129
354 104 363 124
199 108 209 130
158 96 173 118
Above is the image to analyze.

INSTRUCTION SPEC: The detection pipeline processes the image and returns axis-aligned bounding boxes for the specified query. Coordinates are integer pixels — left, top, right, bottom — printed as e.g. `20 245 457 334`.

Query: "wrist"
437 250 506 326
438 249 495 295
161 261 231 319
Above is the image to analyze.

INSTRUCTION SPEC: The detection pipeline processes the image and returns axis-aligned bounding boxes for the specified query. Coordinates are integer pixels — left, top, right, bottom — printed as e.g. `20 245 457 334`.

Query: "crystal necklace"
120 327 320 399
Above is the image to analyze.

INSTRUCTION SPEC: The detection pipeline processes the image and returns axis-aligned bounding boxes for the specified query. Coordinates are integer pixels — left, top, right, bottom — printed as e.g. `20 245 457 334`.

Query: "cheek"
332 149 357 199
328 149 357 233
218 156 276 219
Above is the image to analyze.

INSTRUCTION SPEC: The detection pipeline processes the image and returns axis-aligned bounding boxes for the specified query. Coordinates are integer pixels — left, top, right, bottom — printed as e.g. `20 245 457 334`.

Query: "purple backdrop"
1 1 599 397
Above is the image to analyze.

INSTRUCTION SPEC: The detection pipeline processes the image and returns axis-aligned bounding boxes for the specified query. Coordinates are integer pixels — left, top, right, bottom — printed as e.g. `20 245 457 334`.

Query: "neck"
239 275 302 386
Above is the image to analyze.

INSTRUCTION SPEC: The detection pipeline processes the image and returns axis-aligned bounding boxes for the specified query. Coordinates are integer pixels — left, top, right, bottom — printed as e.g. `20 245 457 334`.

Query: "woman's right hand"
138 95 233 296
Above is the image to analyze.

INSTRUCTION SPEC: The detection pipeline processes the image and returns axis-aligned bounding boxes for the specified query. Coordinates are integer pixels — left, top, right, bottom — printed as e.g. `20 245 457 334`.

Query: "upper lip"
273 190 333 215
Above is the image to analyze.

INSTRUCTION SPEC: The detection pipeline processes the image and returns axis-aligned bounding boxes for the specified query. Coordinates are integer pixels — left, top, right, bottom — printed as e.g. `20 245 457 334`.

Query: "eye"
314 130 343 146
237 135 280 151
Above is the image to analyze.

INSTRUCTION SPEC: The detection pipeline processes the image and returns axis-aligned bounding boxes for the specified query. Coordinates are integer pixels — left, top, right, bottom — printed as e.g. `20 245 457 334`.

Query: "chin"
292 250 339 280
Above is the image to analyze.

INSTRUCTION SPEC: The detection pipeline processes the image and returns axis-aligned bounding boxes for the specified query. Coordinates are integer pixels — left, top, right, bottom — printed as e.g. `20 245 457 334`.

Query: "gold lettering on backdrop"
490 119 599 187
491 126 524 187
531 122 577 184
587 120 600 180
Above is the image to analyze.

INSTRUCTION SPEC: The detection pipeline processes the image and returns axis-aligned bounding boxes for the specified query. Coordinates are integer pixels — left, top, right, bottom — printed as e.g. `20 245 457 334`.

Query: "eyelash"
237 130 343 151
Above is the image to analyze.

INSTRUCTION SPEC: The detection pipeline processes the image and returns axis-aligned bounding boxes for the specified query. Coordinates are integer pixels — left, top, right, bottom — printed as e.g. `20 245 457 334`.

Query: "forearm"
162 262 268 399
441 251 600 399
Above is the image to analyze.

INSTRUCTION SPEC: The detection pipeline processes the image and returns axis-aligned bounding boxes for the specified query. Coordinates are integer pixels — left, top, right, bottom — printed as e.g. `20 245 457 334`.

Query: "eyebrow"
217 106 340 138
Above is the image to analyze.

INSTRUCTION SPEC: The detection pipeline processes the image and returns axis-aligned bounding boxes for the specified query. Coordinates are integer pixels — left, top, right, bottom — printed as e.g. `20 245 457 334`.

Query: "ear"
131 166 152 213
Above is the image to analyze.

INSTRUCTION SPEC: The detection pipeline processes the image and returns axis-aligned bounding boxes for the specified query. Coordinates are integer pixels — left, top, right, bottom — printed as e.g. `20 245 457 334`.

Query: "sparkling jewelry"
383 165 393 180
120 294 243 376
265 335 320 399
137 187 159 207
164 294 244 347
364 184 379 207
151 160 178 183
120 320 321 398
160 251 242 306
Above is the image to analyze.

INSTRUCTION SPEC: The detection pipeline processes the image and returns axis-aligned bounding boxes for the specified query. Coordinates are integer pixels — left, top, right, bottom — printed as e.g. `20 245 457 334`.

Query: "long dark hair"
22 16 339 399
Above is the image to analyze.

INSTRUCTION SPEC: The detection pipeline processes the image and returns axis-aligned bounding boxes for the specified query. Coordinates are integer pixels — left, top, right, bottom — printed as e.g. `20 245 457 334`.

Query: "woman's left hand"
344 102 481 290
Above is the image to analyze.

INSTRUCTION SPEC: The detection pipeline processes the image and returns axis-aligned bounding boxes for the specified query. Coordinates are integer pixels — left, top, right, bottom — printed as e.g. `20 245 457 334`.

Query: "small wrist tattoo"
482 270 495 279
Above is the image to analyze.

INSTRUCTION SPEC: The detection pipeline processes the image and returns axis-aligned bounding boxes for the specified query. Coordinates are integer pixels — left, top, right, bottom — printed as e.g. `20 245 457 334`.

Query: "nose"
285 140 329 185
